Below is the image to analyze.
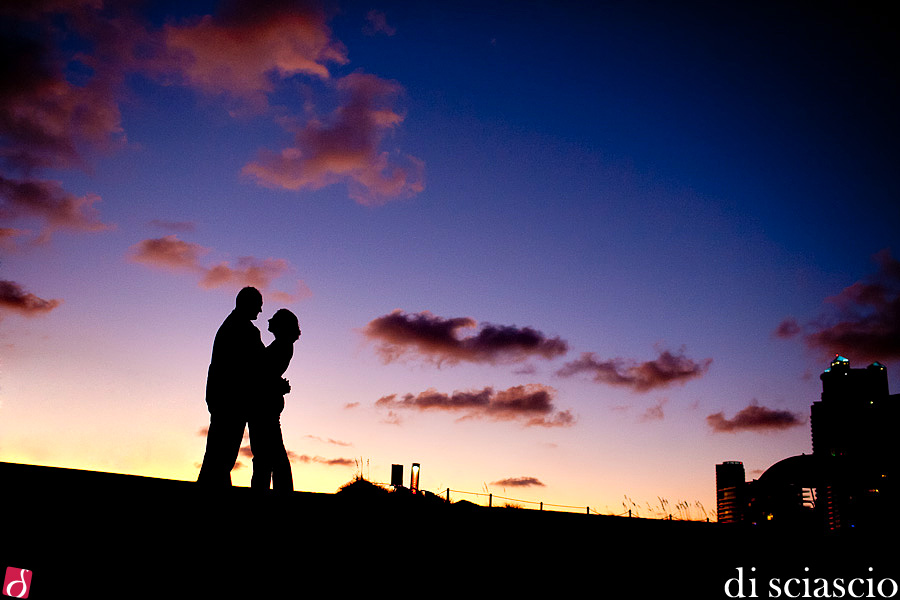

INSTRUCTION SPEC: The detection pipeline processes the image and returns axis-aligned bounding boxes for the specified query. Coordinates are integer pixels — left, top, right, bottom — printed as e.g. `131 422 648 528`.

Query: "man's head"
235 287 263 320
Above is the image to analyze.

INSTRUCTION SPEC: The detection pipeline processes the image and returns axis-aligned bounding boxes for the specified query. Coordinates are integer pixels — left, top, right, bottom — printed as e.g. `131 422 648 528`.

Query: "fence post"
540 502 543 511
446 488 450 502
489 493 492 508
586 506 589 515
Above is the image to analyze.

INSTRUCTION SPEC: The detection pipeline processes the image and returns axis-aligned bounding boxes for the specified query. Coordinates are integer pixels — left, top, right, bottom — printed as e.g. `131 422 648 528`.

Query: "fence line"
366 480 712 521
435 488 709 521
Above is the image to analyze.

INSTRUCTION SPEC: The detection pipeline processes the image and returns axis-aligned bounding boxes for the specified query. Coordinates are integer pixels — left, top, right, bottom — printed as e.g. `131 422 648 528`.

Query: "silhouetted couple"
198 286 301 493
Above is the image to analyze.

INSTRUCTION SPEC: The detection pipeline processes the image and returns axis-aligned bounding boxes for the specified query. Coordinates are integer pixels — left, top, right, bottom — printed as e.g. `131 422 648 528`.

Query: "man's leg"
198 413 246 487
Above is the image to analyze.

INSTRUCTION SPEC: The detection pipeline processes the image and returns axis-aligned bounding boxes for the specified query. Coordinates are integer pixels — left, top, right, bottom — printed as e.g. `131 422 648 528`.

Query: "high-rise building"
811 356 898 530
716 356 898 531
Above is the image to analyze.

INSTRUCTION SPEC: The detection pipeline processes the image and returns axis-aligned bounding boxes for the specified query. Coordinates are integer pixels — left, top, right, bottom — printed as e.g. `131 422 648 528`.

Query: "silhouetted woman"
249 308 301 493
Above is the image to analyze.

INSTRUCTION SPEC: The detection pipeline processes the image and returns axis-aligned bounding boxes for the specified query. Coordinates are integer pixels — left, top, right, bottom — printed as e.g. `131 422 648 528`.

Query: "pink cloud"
242 72 425 205
161 0 347 111
128 234 310 302
2 0 423 221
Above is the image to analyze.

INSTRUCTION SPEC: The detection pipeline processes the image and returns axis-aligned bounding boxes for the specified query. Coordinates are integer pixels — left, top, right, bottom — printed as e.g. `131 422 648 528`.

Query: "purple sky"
1 0 898 518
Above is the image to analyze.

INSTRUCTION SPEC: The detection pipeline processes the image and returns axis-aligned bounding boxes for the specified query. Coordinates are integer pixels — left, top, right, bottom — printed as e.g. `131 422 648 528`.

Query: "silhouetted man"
198 286 265 488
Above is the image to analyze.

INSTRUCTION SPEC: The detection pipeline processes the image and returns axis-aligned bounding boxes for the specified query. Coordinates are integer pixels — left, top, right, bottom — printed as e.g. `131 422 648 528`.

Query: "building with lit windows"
715 356 898 532
715 461 746 523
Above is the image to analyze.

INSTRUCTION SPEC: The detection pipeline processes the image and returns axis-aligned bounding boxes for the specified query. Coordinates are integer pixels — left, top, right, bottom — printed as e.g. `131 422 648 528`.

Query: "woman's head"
268 308 301 341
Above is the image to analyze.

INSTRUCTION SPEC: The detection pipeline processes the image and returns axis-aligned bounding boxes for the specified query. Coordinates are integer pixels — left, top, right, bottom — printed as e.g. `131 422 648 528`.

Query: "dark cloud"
128 235 310 302
556 347 711 392
706 402 804 433
773 317 801 339
0 3 136 247
0 13 130 174
491 476 545 488
363 309 568 366
375 384 574 427
0 176 112 245
776 249 900 362
363 10 397 36
0 280 61 318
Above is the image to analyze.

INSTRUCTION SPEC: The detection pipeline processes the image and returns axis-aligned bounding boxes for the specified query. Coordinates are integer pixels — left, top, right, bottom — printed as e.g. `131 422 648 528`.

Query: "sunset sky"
2 0 898 518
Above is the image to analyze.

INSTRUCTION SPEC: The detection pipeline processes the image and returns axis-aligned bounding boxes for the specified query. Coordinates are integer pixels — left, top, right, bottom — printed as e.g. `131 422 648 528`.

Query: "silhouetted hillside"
2 462 894 598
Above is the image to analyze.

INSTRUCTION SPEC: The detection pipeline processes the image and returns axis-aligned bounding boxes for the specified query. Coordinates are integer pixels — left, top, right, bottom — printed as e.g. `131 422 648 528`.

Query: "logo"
3 568 31 599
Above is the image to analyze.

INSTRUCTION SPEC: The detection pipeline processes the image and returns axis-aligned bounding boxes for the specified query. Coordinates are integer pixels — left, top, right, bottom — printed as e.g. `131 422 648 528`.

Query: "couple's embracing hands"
279 377 291 395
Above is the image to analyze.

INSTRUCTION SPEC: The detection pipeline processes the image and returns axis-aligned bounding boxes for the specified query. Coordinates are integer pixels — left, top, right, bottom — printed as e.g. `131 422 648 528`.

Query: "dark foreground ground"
2 462 896 598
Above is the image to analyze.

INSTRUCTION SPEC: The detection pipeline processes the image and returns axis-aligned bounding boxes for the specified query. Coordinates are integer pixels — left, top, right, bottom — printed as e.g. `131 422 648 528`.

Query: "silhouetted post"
586 507 589 515
540 502 543 511
446 488 450 502
489 493 492 507
628 509 632 517
410 463 420 494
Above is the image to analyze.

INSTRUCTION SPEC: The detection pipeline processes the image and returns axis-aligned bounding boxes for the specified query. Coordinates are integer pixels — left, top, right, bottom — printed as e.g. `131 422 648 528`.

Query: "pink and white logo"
3 568 31 599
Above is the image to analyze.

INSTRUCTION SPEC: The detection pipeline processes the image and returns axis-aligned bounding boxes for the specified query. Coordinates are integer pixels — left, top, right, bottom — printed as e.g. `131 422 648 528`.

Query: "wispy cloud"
706 402 804 433
0 280 61 318
556 347 711 392
775 249 900 362
639 398 667 422
363 309 568 366
491 476 545 488
363 10 397 36
238 444 352 467
149 219 197 233
290 454 355 467
376 384 575 427
304 435 352 447
128 234 310 302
